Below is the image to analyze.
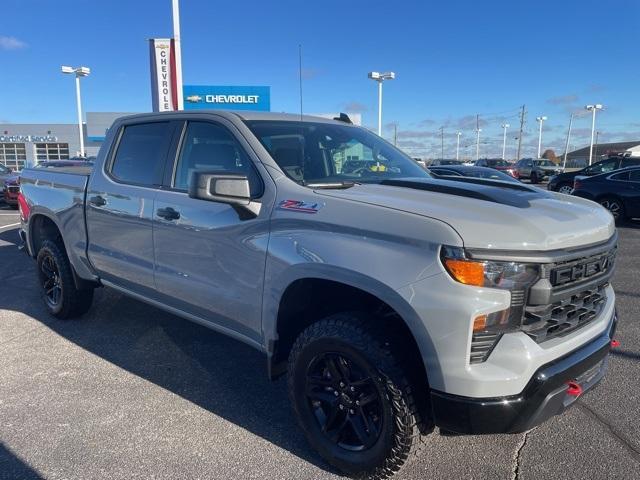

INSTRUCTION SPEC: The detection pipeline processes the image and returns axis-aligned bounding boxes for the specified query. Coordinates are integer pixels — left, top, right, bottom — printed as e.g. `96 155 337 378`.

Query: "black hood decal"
380 178 551 209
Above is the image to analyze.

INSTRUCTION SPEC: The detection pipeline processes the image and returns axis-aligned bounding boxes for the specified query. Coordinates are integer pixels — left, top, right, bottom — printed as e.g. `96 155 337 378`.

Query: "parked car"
572 166 640 222
430 159 467 166
0 163 13 187
474 158 517 177
548 156 640 194
514 158 563 184
2 172 20 207
19 111 618 479
428 164 521 183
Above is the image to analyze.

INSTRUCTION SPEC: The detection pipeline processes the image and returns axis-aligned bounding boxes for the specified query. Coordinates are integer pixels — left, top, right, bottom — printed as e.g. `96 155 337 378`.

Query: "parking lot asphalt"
1 202 639 480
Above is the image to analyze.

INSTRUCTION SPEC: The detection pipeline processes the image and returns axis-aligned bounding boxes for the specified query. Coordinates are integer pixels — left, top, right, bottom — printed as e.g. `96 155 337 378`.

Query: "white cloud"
0 36 27 50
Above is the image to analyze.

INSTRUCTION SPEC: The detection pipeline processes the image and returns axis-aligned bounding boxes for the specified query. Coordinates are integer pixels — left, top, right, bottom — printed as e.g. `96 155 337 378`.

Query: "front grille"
522 284 607 343
470 332 501 364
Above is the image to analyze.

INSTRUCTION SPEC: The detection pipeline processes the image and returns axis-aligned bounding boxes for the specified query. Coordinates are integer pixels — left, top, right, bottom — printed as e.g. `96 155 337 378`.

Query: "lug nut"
355 400 360 406
339 404 344 410
339 382 345 388
349 409 355 415
350 386 355 392
334 391 339 396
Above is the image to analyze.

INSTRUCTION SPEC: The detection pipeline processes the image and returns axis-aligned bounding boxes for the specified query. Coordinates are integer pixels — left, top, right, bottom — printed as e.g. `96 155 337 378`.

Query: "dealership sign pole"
149 38 178 112
172 0 184 110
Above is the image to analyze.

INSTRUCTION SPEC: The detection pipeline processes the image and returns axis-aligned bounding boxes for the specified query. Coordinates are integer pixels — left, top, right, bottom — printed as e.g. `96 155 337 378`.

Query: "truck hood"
316 178 615 251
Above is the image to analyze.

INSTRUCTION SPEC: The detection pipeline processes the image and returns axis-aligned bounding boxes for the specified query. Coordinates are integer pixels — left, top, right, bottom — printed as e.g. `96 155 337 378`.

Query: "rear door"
86 120 178 294
152 118 274 343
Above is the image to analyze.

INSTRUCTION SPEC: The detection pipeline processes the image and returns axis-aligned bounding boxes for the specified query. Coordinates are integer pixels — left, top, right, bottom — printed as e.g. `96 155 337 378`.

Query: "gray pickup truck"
18 111 618 479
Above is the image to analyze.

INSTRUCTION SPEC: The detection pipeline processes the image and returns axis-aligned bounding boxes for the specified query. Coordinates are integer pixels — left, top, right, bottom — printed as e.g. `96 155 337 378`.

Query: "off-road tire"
36 239 94 319
287 313 424 479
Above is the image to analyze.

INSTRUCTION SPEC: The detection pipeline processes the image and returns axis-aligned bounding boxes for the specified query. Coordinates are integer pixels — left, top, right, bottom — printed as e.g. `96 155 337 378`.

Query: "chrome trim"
466 231 617 264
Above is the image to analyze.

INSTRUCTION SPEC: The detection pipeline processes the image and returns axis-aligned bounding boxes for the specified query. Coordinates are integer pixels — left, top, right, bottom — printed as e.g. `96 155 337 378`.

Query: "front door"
152 119 273 344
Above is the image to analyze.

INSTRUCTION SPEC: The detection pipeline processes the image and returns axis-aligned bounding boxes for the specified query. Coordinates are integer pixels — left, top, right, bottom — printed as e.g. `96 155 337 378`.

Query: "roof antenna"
298 44 304 122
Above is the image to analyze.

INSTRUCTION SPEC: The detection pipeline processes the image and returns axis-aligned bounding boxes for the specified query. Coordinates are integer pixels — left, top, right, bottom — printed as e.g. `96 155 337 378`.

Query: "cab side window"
173 121 262 196
110 122 173 186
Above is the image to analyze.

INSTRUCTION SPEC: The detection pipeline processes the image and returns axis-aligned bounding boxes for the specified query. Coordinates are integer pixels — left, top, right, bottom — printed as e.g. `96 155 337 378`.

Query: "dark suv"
548 156 640 194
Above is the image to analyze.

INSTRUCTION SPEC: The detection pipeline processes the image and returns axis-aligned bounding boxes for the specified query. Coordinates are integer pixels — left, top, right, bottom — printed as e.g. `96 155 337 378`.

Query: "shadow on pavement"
0 228 334 473
0 443 44 480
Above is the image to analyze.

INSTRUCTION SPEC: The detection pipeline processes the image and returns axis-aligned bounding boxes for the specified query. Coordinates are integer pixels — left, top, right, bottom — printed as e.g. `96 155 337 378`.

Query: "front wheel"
288 314 423 479
530 172 539 184
37 239 94 319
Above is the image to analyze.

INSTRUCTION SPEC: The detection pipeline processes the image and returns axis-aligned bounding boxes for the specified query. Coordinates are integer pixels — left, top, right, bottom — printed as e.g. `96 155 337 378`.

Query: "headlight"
440 246 539 333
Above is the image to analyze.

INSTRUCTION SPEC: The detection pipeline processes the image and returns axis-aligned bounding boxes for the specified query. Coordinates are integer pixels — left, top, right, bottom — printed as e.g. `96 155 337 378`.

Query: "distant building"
564 140 640 167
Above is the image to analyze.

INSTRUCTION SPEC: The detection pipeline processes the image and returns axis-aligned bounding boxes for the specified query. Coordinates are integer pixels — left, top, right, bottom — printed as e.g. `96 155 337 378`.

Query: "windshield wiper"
305 181 358 189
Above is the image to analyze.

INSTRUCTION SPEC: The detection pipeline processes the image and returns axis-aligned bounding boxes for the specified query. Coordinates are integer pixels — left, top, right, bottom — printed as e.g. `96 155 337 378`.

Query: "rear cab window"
109 122 174 186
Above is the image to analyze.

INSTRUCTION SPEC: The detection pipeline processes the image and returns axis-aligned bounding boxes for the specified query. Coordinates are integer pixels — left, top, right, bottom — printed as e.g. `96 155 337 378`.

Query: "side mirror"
188 171 261 218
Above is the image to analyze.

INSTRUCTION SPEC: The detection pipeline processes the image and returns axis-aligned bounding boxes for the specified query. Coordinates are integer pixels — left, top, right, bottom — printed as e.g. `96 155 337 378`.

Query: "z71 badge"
277 199 324 214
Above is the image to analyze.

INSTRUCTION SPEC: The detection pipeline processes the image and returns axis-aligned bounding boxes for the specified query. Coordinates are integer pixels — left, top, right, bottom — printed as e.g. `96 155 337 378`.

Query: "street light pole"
456 131 462 160
585 104 603 165
475 128 481 160
439 126 444 160
562 113 574 170
368 71 395 136
501 123 510 160
536 116 547 158
61 65 90 157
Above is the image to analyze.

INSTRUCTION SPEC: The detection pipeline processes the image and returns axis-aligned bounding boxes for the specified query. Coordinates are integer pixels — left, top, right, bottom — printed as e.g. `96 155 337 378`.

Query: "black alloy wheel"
39 251 62 309
305 352 383 451
36 239 94 319
288 314 424 479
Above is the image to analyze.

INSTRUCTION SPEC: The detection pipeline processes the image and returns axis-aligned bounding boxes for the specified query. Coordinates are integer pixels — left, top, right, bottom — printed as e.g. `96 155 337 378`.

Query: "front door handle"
89 195 107 207
156 207 180 221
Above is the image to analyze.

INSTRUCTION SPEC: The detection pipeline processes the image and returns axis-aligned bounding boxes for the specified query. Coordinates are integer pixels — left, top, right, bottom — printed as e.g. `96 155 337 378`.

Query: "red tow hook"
566 381 583 397
611 339 620 348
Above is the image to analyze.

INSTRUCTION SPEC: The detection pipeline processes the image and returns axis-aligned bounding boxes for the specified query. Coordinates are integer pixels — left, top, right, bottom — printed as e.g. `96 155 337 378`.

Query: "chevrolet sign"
182 85 270 111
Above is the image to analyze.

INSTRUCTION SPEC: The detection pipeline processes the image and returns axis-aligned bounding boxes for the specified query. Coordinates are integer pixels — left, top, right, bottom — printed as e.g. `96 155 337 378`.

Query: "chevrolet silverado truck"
18 111 618 479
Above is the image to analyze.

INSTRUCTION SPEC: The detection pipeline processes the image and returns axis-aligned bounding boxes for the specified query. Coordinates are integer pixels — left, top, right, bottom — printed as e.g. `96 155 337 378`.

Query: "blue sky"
1 0 638 158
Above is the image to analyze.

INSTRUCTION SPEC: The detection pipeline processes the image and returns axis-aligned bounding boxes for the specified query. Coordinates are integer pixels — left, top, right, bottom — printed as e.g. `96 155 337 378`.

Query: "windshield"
534 160 555 167
486 159 510 167
244 120 431 185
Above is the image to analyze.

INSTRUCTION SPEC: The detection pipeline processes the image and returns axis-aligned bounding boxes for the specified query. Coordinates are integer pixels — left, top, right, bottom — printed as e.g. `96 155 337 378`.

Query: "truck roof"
116 110 353 125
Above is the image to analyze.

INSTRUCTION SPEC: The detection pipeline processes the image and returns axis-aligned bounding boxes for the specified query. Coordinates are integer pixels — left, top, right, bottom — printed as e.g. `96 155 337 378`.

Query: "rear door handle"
156 207 180 221
89 195 107 207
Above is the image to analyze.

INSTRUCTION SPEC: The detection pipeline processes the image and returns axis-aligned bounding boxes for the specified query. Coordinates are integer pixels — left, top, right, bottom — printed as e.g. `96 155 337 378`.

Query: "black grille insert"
523 284 607 343
470 332 502 364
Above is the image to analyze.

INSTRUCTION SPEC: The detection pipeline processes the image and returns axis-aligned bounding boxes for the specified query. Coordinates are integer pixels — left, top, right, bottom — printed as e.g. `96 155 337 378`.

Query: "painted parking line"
0 223 20 230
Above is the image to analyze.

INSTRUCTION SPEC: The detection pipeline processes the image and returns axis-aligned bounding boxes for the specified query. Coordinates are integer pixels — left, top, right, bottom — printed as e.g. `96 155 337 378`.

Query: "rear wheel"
599 197 625 223
37 240 94 319
288 313 423 479
557 183 574 194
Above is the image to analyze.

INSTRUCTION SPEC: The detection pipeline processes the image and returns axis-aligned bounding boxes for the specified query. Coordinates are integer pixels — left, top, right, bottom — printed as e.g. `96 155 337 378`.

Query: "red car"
474 158 518 178
2 173 20 208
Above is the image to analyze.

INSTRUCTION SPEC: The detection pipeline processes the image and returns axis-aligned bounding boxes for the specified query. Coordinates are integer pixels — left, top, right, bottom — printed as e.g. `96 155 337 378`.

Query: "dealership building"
0 112 135 170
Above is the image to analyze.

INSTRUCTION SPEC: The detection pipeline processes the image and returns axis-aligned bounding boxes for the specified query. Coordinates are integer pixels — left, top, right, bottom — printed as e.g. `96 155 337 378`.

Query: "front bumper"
430 310 617 434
